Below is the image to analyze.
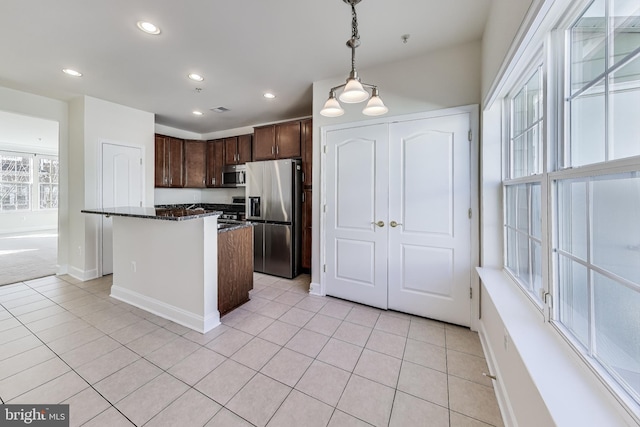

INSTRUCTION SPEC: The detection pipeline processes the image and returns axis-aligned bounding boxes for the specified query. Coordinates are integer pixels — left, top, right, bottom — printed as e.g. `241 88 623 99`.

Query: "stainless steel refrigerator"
246 159 302 278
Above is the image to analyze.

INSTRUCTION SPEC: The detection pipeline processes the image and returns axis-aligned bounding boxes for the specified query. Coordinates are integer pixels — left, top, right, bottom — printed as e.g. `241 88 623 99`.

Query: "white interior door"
102 143 142 275
388 113 471 326
325 124 389 309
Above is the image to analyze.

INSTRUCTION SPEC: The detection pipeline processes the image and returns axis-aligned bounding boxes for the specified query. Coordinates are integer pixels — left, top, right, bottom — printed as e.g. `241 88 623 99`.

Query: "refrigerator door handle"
249 197 261 217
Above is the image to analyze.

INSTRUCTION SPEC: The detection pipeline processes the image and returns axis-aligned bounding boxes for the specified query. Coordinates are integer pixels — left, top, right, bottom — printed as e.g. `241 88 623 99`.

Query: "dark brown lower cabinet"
218 226 254 316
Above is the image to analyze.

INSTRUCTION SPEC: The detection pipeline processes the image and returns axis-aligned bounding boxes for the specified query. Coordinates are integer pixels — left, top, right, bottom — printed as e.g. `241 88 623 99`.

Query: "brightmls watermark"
1 405 69 426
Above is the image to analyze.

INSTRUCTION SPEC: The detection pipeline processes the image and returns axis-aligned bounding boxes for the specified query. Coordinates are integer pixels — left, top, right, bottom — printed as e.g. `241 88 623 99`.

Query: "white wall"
0 86 69 272
481 0 536 102
67 96 155 280
311 40 483 288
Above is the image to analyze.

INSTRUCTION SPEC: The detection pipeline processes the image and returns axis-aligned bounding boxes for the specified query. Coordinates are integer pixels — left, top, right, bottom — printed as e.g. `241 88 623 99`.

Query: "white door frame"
96 140 146 277
319 105 480 329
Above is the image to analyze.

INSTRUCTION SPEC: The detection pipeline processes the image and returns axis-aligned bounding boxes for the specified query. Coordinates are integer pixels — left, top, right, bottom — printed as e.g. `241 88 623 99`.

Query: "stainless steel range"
219 196 246 221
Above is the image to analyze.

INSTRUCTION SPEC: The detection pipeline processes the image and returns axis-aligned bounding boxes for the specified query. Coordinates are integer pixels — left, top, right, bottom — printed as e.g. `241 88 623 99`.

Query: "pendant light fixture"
320 0 388 117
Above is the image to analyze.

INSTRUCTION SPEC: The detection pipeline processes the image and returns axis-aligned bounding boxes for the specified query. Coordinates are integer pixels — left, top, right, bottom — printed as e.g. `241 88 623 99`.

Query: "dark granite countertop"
217 221 253 233
81 206 222 221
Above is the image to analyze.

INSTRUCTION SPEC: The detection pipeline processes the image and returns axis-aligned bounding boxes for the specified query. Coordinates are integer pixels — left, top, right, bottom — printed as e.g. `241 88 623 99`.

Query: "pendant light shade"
339 78 369 103
362 87 389 116
321 0 388 118
320 91 345 117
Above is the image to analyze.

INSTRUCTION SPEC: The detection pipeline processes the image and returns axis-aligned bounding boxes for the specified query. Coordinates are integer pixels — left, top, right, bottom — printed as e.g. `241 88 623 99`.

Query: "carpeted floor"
0 229 57 286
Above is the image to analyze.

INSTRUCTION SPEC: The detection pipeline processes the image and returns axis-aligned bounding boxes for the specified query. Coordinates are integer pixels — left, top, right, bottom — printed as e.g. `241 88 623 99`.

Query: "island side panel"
110 215 220 333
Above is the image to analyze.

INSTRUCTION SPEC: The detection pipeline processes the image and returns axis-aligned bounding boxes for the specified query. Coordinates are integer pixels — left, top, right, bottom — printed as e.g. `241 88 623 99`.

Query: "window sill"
477 267 636 426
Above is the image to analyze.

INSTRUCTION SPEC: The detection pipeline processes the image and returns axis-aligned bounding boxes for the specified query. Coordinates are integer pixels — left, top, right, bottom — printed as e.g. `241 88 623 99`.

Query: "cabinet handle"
390 221 403 228
271 146 275 155
276 146 279 155
372 221 384 227
213 177 216 185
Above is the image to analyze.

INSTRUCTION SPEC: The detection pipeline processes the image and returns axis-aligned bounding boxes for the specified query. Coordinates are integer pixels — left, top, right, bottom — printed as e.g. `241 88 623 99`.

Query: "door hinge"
468 208 472 219
139 158 142 165
323 145 327 154
323 264 326 273
323 204 326 213
470 287 473 299
468 130 472 142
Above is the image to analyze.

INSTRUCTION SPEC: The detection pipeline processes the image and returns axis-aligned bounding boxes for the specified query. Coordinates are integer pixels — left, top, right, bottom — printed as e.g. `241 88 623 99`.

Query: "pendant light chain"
351 2 360 42
350 1 360 73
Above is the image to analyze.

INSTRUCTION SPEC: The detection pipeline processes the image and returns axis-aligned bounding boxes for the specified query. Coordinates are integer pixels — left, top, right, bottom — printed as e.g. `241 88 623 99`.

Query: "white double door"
325 111 472 326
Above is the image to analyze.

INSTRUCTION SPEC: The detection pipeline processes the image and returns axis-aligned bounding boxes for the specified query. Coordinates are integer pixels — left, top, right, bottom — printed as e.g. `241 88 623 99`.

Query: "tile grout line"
0 289 139 427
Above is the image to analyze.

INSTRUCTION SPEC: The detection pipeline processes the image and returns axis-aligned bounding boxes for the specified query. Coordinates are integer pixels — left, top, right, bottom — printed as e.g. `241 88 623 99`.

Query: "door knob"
372 221 385 227
390 221 402 228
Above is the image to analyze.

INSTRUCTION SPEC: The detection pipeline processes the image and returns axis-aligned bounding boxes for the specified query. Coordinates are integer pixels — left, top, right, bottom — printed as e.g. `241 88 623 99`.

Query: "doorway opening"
0 111 59 286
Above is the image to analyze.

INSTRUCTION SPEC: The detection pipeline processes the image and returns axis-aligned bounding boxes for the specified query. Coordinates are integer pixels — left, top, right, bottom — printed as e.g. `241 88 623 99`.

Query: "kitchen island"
82 206 252 333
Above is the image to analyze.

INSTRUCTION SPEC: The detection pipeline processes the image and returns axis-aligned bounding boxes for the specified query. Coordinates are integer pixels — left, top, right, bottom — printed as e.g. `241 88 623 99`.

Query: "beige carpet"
0 229 57 286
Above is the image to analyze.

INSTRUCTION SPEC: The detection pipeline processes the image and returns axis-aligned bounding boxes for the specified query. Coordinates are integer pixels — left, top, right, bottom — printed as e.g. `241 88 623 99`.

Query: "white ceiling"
0 0 491 134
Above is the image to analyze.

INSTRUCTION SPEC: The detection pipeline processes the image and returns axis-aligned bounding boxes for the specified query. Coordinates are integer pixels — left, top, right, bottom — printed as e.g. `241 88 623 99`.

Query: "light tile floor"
0 273 504 427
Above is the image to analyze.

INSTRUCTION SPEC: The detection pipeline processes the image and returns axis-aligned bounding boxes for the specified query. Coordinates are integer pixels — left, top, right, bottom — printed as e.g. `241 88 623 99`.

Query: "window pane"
609 54 640 160
512 135 527 178
594 272 640 399
511 68 542 178
515 232 531 289
526 70 543 123
571 0 606 94
513 88 526 137
558 179 588 260
515 184 529 232
558 255 590 348
531 183 542 239
571 81 606 166
525 125 541 176
612 0 640 67
591 173 640 284
532 240 543 300
506 227 518 273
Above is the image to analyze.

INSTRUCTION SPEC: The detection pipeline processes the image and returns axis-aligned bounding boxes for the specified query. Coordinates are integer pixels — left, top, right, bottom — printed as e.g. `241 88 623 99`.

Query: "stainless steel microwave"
222 164 246 187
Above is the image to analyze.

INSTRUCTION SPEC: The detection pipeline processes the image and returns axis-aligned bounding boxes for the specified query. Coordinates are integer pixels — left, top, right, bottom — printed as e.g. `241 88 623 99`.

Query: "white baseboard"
309 281 323 296
67 266 98 282
56 264 68 275
111 285 220 334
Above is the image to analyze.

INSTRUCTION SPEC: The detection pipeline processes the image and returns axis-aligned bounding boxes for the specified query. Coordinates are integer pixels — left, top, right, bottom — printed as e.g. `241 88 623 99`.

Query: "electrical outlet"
77 246 82 256
131 261 137 272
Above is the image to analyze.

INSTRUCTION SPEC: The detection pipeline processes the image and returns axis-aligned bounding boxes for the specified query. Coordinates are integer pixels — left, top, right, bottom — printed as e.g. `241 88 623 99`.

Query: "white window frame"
503 53 549 310
501 0 640 418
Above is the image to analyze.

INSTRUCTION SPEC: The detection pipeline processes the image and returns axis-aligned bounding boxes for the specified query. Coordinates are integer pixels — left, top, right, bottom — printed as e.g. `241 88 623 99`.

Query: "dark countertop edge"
81 208 223 221
217 222 253 233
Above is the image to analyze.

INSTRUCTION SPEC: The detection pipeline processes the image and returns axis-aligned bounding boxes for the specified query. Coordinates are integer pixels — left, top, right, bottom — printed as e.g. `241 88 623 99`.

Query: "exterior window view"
0 0 639 426
0 154 59 211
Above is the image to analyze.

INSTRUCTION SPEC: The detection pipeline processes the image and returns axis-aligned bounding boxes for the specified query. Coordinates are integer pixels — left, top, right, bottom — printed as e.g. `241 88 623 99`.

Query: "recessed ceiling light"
62 68 82 77
192 111 204 116
263 93 276 99
188 73 204 82
136 21 161 35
